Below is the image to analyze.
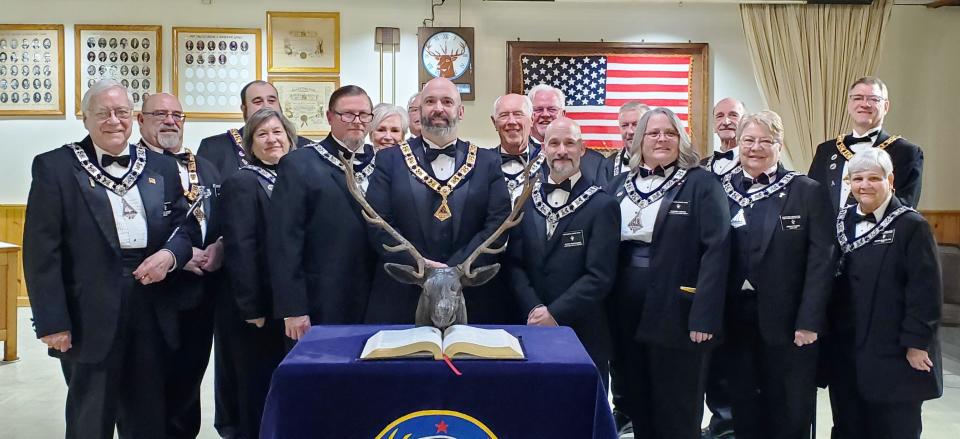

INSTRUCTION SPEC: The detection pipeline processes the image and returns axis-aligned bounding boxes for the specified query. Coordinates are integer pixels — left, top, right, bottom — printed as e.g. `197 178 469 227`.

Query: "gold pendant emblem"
434 187 453 221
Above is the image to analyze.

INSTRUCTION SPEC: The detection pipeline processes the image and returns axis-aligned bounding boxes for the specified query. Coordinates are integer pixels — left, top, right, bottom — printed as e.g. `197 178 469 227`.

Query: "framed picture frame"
266 11 339 74
0 24 65 115
268 75 338 138
506 41 710 154
172 27 261 119
74 24 162 115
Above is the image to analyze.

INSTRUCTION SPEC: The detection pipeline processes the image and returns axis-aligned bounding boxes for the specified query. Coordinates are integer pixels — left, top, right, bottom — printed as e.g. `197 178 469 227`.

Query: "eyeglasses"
532 106 561 115
91 107 132 121
644 130 679 140
333 111 374 123
848 94 885 105
142 110 186 122
739 137 778 148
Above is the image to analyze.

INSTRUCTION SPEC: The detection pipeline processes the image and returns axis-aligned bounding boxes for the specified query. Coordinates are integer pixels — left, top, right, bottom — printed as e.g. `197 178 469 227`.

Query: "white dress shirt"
854 192 893 238
94 143 148 249
423 137 456 180
545 172 580 208
742 164 779 193
619 165 673 243
710 148 740 176
839 128 880 211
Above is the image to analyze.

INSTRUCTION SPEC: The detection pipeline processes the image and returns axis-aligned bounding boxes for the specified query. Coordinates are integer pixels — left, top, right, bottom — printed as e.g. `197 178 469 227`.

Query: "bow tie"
425 144 456 162
620 150 631 166
544 179 572 194
338 146 369 162
638 164 669 178
740 173 772 191
854 212 878 224
165 151 191 163
713 150 735 161
101 154 131 168
844 131 878 145
500 151 529 164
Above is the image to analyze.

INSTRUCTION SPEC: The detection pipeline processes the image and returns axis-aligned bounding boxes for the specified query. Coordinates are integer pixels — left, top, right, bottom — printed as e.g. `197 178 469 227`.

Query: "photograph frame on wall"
268 75 339 138
506 41 710 155
74 24 162 116
0 24 65 115
172 27 262 120
266 11 340 74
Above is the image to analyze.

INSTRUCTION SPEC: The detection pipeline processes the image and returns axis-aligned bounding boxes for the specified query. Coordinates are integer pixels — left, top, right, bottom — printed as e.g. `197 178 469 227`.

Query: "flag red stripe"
606 55 692 65
603 98 688 107
605 84 690 93
584 139 620 149
566 112 690 121
580 126 622 135
606 70 690 78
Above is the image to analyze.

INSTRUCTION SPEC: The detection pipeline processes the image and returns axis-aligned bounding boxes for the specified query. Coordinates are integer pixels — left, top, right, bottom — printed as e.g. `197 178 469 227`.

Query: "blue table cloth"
260 325 616 438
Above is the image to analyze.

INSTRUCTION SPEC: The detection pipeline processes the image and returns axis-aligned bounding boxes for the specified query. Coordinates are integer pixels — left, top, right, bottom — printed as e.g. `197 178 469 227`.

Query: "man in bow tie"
528 84 612 186
406 92 422 140
607 101 650 179
268 85 377 341
364 77 512 324
808 76 924 214
491 93 537 201
506 117 619 387
136 92 225 439
701 97 746 180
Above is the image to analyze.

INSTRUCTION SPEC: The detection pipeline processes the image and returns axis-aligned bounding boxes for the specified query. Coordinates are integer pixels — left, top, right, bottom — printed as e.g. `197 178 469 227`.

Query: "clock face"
421 31 471 80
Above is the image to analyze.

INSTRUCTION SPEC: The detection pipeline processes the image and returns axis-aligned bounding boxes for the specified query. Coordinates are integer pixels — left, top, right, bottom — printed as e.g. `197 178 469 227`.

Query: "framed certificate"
0 24 65 115
269 75 338 138
266 11 339 73
173 27 261 119
74 24 162 115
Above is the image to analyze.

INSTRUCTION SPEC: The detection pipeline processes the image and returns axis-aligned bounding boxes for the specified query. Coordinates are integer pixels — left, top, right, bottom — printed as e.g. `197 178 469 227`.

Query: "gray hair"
618 101 650 117
849 76 888 99
406 92 420 108
736 110 785 144
370 103 409 136
492 94 533 118
526 84 566 110
81 79 133 116
847 148 894 178
628 107 700 170
242 108 297 161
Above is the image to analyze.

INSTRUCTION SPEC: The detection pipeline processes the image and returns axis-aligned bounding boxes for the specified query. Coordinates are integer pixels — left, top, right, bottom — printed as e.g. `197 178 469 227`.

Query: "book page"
360 326 443 360
441 325 524 359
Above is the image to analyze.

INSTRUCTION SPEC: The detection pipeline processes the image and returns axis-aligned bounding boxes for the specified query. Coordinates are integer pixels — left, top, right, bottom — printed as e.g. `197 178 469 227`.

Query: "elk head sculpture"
340 153 538 331
426 42 466 79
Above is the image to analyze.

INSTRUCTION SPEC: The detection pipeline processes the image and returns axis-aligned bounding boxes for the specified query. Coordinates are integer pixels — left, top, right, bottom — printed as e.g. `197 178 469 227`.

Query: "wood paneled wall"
0 204 956 309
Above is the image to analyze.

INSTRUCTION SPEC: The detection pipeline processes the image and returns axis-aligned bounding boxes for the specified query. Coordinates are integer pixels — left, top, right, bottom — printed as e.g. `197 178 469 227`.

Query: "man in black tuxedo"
507 117 619 386
137 93 224 439
808 76 923 214
701 97 745 179
197 80 313 179
723 111 835 439
528 84 611 186
607 101 649 180
407 92 422 139
491 93 539 203
365 77 511 324
23 79 195 439
269 85 377 341
829 148 942 438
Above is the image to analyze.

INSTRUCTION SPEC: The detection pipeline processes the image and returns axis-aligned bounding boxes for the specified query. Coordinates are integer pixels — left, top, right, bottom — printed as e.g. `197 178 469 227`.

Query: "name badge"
668 201 690 216
873 230 895 245
212 183 222 198
562 230 585 248
780 214 802 231
162 201 172 217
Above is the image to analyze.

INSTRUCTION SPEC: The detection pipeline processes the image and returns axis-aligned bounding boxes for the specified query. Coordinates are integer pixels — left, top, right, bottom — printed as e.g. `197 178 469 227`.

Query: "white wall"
0 0 763 203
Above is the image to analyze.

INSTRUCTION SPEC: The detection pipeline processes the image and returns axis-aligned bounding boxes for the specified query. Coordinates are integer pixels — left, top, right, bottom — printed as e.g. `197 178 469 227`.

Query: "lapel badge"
829 163 837 170
778 192 786 198
88 176 95 188
148 177 157 184
830 154 838 161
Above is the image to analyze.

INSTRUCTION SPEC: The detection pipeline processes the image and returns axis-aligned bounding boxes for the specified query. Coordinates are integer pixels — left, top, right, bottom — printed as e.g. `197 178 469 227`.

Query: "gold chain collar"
835 134 901 160
399 140 478 222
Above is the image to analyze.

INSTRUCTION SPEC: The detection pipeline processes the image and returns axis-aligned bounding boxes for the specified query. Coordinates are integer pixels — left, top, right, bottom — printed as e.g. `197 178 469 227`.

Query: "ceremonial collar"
836 197 912 254
227 128 250 166
399 140 478 222
531 179 601 238
547 171 581 189
623 166 687 208
69 141 146 197
723 164 798 207
740 163 779 184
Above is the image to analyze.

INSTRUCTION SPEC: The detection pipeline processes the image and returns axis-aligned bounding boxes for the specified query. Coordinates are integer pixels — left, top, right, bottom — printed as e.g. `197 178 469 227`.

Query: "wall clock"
417 27 475 101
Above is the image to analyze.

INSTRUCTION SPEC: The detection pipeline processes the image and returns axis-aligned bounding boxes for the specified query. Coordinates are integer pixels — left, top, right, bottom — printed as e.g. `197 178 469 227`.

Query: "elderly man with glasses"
23 79 196 439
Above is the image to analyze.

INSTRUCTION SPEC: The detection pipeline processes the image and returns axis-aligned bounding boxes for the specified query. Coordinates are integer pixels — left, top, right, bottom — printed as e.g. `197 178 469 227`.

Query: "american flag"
520 54 693 150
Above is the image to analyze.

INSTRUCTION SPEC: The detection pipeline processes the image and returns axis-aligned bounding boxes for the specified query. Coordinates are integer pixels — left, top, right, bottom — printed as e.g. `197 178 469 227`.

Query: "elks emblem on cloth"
376 410 497 438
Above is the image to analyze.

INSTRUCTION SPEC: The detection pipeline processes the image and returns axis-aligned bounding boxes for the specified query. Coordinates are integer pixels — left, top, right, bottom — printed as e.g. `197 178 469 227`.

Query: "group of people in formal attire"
22 73 941 439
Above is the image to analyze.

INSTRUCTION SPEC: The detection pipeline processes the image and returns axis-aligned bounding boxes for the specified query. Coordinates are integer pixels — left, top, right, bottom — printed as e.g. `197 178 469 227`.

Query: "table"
261 325 616 438
0 242 20 361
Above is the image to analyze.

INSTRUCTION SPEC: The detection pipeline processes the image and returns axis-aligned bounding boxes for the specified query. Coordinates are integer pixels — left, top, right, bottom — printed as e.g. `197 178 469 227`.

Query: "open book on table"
360 325 525 360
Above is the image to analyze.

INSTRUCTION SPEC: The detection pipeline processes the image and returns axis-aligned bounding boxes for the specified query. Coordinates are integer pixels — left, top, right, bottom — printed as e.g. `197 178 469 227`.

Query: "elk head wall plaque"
418 27 474 101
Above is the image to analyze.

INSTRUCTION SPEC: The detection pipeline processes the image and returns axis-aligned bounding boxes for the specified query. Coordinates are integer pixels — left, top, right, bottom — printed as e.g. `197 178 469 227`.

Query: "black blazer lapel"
873 129 891 147
137 169 165 250
405 138 435 243
73 166 121 254
652 175 684 243
756 166 792 259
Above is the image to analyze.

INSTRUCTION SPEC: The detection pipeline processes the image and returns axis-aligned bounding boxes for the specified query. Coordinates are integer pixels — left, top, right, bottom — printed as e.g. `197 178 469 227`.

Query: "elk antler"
339 152 427 278
458 155 540 279
449 42 466 57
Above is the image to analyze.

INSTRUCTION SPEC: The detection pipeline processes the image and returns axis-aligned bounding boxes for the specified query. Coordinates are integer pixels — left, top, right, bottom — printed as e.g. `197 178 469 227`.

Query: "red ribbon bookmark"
442 354 462 376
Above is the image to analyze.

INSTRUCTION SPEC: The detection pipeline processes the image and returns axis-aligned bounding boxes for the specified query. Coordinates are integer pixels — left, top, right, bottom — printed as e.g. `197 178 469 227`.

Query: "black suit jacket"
840 198 942 403
608 167 731 349
197 127 312 180
807 130 923 213
267 135 376 323
364 136 511 323
605 148 630 180
220 164 277 320
725 167 837 345
507 176 620 363
23 136 195 363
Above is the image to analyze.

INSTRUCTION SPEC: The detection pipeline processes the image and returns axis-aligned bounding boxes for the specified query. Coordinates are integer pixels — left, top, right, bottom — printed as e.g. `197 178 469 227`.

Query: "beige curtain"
740 0 894 171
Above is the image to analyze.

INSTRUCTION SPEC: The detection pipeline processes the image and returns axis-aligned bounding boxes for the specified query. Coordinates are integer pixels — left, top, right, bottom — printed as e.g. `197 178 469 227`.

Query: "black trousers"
213 284 244 438
61 259 167 439
165 291 216 439
613 264 709 439
704 339 735 434
727 295 818 439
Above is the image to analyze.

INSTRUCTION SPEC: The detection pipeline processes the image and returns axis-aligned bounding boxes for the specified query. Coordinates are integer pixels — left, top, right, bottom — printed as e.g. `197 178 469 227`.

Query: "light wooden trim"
0 245 20 361
0 205 26 307
920 210 960 246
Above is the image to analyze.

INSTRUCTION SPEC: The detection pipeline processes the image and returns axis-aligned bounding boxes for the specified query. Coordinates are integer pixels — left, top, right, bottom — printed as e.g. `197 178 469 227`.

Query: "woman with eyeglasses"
721 111 835 439
219 107 297 439
606 107 730 439
367 103 408 151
